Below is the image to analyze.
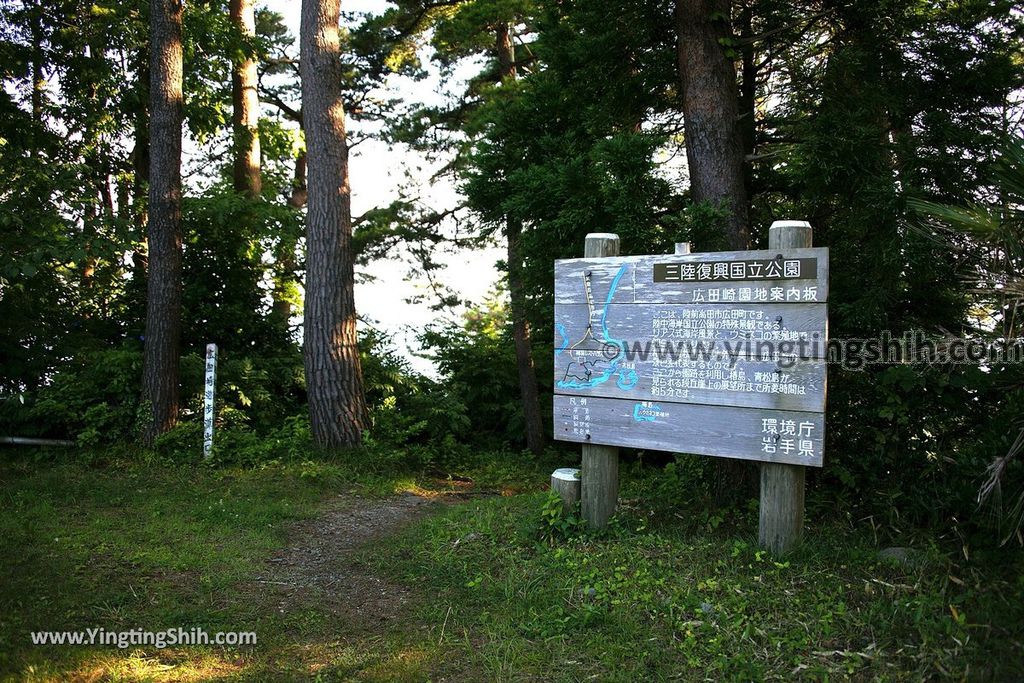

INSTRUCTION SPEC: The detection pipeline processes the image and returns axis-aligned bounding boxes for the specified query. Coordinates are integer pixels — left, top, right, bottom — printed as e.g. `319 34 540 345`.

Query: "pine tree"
230 0 261 197
300 0 369 448
141 0 185 445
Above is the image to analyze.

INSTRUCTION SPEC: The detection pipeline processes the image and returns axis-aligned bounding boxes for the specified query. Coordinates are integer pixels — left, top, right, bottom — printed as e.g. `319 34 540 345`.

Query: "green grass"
372 493 1024 681
0 452 542 682
1 452 1021 681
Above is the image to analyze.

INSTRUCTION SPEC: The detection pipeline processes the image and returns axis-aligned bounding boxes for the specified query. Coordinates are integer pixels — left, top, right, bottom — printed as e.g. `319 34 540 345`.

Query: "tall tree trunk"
676 0 754 499
28 0 44 156
289 150 307 209
141 0 184 445
230 0 261 196
129 45 151 324
272 149 306 324
675 0 749 250
300 0 368 448
506 218 546 453
496 21 545 454
131 50 151 230
496 21 516 78
738 1 756 199
29 1 43 123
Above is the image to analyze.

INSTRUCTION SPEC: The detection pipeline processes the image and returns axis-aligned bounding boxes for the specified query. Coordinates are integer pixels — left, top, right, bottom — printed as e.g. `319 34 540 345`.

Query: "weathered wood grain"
581 444 617 528
554 395 825 467
760 461 805 554
760 219 814 555
555 247 830 305
551 468 581 517
554 302 828 357
553 349 826 412
581 233 621 530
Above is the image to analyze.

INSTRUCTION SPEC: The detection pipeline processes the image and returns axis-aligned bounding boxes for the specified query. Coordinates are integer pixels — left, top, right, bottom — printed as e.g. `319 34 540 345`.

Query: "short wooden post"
550 468 581 517
758 220 812 554
581 232 621 529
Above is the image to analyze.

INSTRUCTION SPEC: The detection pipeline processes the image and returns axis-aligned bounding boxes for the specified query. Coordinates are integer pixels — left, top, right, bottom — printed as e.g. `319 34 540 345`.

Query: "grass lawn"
1 453 1021 681
377 493 1024 680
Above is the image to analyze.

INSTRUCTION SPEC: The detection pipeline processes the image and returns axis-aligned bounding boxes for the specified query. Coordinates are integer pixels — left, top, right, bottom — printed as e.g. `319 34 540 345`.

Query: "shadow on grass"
0 456 504 682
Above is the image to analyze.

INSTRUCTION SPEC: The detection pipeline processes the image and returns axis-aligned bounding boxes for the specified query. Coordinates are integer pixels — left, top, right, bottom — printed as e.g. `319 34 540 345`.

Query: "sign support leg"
581 232 621 529
759 220 813 554
582 444 618 528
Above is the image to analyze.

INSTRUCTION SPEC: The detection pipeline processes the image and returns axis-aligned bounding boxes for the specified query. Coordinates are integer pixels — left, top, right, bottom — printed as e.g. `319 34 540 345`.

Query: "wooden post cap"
552 467 580 481
769 220 812 230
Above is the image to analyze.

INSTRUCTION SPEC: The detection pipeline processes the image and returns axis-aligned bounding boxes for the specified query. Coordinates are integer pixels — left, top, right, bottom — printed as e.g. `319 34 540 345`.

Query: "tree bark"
677 0 755 498
675 0 750 249
131 46 150 230
28 0 44 156
288 150 308 209
230 0 261 196
300 0 368 449
271 150 306 323
496 21 516 78
738 1 756 199
141 0 184 445
507 217 546 454
29 1 44 123
497 22 545 454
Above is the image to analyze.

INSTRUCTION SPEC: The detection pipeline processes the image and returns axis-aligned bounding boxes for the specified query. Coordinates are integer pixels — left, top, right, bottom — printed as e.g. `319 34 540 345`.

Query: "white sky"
260 0 501 374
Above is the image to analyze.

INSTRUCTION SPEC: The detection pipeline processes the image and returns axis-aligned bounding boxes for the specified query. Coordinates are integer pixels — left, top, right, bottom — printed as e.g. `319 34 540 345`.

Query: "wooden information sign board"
553 247 829 467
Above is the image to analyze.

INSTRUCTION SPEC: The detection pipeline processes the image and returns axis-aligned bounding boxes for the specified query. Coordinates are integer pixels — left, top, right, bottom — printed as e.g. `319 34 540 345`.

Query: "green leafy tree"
911 135 1024 540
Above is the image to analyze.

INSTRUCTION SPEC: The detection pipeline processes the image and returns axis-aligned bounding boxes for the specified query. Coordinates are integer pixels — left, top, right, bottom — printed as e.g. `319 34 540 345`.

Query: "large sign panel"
553 248 829 467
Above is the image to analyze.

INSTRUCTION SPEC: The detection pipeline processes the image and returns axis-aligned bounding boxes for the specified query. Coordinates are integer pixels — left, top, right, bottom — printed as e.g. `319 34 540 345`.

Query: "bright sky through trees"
262 0 500 373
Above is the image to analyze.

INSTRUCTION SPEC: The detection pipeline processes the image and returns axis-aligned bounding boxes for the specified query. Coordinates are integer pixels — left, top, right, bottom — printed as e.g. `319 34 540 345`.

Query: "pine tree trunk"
738 2 756 199
29 1 43 125
300 0 368 449
497 22 545 454
131 45 150 230
28 0 44 157
676 0 755 498
675 0 750 250
141 0 184 445
288 150 307 209
496 21 516 78
230 0 261 196
507 217 546 453
272 150 306 324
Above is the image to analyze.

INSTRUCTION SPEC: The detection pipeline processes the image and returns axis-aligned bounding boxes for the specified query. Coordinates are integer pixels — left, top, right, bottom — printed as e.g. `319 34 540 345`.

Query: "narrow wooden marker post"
581 233 620 528
758 220 812 554
203 343 217 460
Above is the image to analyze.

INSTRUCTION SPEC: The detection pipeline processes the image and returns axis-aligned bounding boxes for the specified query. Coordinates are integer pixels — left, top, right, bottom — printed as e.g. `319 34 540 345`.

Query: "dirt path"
255 492 437 629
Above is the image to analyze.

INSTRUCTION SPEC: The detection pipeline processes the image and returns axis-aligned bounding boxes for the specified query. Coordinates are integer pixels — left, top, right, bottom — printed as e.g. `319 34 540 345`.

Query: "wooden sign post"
554 225 828 551
581 233 621 529
203 343 217 460
759 220 814 554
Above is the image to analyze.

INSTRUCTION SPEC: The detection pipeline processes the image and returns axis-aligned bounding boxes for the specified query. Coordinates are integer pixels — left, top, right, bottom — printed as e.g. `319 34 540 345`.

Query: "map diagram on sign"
552 247 829 467
553 250 829 417
555 264 638 392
